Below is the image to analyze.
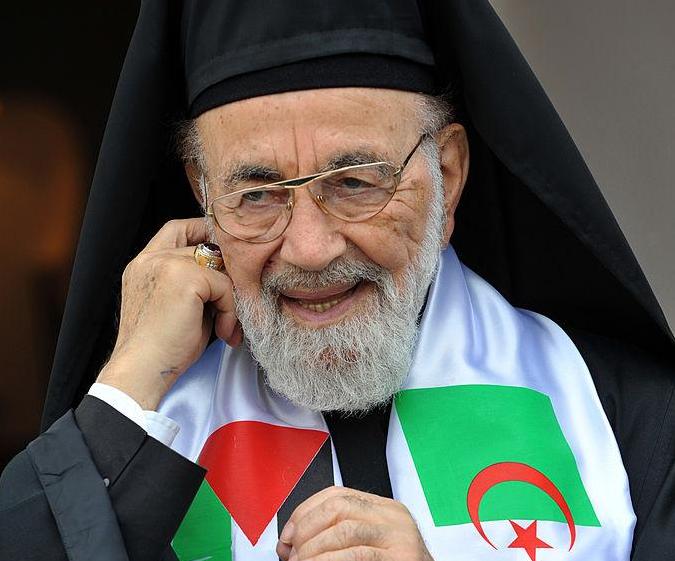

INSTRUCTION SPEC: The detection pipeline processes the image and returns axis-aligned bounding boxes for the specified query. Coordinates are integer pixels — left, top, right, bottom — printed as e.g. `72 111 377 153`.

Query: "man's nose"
278 188 347 271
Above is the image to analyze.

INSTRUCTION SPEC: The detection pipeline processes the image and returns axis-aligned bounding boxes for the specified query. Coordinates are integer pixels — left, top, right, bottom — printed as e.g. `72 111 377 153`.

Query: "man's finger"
195 262 236 314
291 494 393 554
189 255 242 346
144 245 237 321
214 311 239 346
282 487 386 543
281 487 346 543
295 520 387 560
143 218 211 251
295 545 384 561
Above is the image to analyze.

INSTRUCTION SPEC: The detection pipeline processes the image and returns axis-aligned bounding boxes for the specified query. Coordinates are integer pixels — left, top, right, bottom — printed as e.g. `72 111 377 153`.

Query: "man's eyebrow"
221 163 282 186
319 150 389 172
219 148 390 186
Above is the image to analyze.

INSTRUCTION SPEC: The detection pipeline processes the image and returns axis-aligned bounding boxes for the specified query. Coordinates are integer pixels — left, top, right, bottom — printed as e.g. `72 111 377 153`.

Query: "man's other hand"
96 218 242 410
277 486 433 561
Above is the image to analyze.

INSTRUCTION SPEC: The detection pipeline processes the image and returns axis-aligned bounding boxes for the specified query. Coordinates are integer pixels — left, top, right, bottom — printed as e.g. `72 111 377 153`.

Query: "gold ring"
194 242 224 271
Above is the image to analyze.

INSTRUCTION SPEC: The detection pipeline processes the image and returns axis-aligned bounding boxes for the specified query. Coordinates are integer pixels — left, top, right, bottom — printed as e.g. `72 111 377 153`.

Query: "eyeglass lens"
211 163 398 242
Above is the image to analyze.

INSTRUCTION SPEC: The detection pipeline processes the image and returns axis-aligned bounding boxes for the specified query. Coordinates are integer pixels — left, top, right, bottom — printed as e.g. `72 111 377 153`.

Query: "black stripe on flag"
277 437 334 539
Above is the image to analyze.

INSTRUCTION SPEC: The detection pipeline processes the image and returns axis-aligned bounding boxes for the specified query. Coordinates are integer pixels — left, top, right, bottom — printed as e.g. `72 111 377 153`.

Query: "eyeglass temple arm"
400 134 429 172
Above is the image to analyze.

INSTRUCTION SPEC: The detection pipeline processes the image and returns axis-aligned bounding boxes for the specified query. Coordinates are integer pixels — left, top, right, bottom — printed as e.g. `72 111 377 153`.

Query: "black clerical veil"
44 0 673 437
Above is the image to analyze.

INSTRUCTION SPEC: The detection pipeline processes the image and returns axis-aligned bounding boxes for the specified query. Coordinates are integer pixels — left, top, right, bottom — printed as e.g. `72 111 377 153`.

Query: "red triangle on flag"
198 421 329 546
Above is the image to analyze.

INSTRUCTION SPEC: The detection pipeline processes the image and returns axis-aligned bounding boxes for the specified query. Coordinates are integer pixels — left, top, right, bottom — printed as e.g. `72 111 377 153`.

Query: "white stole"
160 246 635 560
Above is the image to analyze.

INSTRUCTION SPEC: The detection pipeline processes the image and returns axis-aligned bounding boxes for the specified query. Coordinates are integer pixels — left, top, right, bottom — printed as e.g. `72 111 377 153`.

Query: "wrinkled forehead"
196 88 423 178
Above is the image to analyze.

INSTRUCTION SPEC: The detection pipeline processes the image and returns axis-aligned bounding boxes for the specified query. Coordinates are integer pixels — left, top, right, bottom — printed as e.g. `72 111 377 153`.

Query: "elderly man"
2 1 675 560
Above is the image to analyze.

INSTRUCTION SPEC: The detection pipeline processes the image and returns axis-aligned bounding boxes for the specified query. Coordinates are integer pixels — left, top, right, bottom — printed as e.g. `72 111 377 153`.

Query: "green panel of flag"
395 384 599 527
173 480 232 561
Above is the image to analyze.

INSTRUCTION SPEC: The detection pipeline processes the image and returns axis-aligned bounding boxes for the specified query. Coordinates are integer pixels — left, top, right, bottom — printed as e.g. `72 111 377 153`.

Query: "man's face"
193 88 467 412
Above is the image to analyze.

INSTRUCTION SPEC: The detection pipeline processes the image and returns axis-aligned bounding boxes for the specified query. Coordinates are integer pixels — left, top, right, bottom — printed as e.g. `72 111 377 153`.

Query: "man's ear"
184 162 205 210
436 123 469 246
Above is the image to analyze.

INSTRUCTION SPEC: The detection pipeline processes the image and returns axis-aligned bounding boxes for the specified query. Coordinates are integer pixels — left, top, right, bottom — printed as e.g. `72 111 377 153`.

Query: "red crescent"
466 462 576 551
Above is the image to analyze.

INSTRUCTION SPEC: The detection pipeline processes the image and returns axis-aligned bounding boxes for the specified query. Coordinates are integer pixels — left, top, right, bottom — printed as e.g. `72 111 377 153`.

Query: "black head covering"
42 0 674 429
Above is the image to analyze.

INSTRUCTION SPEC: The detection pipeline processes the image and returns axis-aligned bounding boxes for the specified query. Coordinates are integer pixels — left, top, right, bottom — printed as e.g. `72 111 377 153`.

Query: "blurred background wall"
0 3 138 467
490 0 675 329
0 2 673 468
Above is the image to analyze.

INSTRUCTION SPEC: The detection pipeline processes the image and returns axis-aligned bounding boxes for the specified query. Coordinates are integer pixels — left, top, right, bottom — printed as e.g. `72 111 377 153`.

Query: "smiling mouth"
280 282 363 316
296 289 355 312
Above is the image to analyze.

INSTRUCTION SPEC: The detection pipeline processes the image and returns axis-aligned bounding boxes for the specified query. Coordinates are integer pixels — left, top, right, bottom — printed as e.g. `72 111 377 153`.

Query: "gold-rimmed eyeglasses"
205 134 427 243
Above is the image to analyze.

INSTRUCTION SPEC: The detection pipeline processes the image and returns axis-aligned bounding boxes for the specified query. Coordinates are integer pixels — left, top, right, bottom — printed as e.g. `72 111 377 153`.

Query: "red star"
508 520 552 561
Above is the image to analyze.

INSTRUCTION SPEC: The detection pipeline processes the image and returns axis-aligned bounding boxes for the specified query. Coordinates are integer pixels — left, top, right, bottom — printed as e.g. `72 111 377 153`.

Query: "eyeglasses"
204 134 427 243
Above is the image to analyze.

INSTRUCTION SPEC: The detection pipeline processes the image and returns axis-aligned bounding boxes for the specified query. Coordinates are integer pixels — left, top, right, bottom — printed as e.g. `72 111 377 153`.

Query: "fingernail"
280 521 294 543
288 547 297 561
276 540 291 560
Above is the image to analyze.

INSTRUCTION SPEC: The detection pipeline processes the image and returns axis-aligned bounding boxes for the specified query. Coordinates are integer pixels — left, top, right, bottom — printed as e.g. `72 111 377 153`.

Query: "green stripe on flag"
395 384 599 527
173 480 232 561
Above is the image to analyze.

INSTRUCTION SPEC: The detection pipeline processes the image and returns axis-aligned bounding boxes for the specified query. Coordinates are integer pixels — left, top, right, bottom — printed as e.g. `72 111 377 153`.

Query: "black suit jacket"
0 397 203 561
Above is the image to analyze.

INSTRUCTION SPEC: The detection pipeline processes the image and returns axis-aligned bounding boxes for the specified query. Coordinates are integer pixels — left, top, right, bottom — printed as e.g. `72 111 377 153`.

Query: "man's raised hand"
96 218 241 410
277 486 434 561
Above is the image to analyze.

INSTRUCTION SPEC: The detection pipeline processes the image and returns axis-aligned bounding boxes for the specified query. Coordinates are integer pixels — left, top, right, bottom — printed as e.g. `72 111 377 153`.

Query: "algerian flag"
392 385 599 560
386 249 635 560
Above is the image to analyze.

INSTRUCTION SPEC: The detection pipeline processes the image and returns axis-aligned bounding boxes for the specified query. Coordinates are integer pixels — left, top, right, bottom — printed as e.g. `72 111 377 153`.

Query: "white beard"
234 142 446 413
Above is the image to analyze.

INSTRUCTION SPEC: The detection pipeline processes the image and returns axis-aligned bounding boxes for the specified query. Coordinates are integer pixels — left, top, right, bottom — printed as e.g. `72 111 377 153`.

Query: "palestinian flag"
173 421 334 561
391 384 603 561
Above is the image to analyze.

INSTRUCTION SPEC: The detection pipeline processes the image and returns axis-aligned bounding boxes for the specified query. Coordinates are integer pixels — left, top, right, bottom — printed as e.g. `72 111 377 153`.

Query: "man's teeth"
296 292 350 312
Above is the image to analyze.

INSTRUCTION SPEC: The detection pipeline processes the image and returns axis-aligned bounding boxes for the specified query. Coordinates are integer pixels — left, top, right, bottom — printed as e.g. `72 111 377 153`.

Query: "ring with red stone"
194 242 224 271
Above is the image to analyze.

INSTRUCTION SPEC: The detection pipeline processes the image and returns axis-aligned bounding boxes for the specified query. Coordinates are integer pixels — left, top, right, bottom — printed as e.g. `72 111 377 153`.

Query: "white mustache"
261 258 391 295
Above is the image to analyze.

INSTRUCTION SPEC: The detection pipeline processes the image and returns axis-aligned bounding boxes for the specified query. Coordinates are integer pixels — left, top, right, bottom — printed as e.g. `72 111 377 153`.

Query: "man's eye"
242 190 265 202
335 176 377 189
239 189 288 207
342 177 365 189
